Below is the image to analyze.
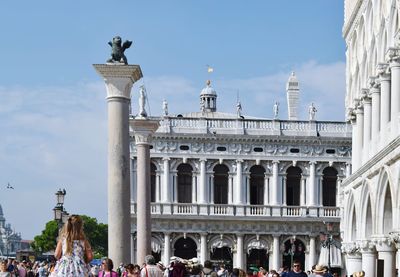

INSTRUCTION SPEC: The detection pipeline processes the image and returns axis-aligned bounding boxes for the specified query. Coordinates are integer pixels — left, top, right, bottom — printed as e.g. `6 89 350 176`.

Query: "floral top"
52 239 90 277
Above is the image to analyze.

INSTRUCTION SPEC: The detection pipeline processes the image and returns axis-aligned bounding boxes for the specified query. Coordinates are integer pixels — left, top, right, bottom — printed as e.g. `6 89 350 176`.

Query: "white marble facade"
130 76 351 272
342 0 400 276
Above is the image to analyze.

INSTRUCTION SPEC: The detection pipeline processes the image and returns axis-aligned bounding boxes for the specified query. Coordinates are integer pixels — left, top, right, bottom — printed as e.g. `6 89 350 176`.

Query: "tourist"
310 265 325 277
99 258 119 277
18 261 27 277
123 264 140 277
286 261 307 277
201 260 214 277
140 255 163 277
52 214 93 276
0 260 11 277
216 265 228 277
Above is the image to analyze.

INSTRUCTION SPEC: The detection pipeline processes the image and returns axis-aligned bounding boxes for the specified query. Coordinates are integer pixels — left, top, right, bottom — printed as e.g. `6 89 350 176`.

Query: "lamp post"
320 222 341 273
282 235 297 268
53 189 67 231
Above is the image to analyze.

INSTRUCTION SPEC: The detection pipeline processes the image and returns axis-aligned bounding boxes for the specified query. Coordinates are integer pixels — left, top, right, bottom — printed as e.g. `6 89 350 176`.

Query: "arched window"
174 237 197 259
250 166 265 205
177 164 193 203
383 184 393 234
214 164 229 204
150 163 157 202
286 167 302 206
322 167 338 206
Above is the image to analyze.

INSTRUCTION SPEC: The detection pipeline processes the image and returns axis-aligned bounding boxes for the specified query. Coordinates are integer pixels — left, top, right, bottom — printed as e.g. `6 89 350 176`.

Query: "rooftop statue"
107 36 132 65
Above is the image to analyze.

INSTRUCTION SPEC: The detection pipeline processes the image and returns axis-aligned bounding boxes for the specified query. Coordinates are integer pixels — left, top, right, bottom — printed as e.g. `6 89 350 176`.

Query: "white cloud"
0 60 345 239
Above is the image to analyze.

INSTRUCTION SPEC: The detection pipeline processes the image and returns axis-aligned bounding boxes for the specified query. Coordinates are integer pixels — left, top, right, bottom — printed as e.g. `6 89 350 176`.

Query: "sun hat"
313 264 327 274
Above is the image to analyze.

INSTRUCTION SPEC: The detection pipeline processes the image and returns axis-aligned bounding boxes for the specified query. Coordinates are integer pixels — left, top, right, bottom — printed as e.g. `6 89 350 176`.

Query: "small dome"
200 80 217 96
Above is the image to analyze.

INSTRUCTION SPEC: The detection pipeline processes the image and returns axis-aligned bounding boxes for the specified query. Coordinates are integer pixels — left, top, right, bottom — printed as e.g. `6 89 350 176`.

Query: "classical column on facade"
162 158 171 202
355 103 364 170
131 118 160 265
387 47 400 137
369 77 381 154
200 233 208 264
342 242 362 276
228 173 234 204
263 173 270 205
271 161 281 216
282 176 287 206
94 64 143 265
358 240 377 277
349 109 358 170
198 159 207 204
210 174 215 204
307 161 317 215
236 234 244 269
372 236 396 277
271 235 280 271
192 172 197 204
345 162 351 178
308 236 316 271
377 63 391 145
244 172 250 205
155 169 161 202
235 160 244 205
300 175 306 206
172 171 178 203
163 233 171 266
361 90 372 163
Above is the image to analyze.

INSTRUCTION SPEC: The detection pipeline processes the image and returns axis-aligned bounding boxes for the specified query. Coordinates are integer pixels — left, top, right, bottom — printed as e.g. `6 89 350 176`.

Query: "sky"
0 1 346 239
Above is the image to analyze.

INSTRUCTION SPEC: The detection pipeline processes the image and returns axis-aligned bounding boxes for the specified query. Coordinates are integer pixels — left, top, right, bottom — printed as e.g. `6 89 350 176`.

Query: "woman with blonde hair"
52 215 93 276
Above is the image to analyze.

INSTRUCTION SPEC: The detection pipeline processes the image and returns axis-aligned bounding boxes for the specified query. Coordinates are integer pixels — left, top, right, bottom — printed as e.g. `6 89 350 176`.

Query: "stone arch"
208 160 234 173
321 166 338 206
359 180 374 239
388 0 398 46
376 168 395 234
357 16 366 65
344 189 358 241
213 164 229 204
172 235 199 259
246 236 270 269
208 234 235 267
244 236 271 254
249 165 266 205
177 163 193 203
280 236 306 268
151 234 164 262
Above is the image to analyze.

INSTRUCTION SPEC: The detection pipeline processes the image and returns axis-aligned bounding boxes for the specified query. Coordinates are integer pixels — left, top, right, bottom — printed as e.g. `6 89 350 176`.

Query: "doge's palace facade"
342 0 400 276
130 74 351 272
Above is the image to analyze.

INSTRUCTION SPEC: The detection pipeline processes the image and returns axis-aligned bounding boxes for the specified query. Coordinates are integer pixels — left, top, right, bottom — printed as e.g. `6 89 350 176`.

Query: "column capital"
357 239 376 253
386 47 400 66
376 63 391 80
341 242 359 254
199 158 207 162
162 157 170 162
236 159 244 163
130 119 160 145
272 160 280 165
93 64 143 100
371 235 396 252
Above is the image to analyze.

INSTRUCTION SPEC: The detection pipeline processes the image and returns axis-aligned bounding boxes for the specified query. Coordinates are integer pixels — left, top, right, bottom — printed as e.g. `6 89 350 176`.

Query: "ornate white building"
342 0 400 276
0 204 22 257
130 74 351 273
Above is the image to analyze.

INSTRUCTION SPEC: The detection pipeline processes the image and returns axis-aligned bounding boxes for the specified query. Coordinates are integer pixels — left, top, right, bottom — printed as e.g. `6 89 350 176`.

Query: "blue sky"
0 1 346 239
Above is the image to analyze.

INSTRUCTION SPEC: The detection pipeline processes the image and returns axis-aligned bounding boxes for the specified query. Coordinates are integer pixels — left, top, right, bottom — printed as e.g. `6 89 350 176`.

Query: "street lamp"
282 235 297 268
320 222 341 273
53 189 67 231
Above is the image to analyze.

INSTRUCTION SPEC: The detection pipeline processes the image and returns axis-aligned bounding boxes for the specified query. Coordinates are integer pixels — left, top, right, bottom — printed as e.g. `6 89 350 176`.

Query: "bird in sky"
6 183 14 189
206 64 214 73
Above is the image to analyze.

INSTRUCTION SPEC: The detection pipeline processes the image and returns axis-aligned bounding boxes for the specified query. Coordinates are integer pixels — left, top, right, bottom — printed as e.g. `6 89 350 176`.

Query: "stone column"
199 159 207 204
271 161 279 205
346 163 351 178
355 105 364 170
300 175 306 206
359 241 377 277
369 78 381 155
210 175 215 204
362 92 372 162
350 114 358 170
131 119 160 265
162 158 170 202
263 173 270 205
235 160 244 204
377 63 391 142
245 173 250 204
387 48 400 136
308 236 316 271
374 236 396 277
131 159 137 203
282 176 287 205
307 162 317 214
155 170 161 202
200 233 208 264
236 234 244 269
163 233 171 266
192 173 197 204
173 172 178 203
94 64 143 265
228 173 234 204
272 235 280 271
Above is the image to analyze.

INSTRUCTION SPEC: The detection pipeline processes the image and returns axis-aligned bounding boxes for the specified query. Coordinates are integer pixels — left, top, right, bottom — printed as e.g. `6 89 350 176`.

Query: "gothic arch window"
214 164 229 204
383 183 393 234
351 207 357 241
250 165 265 205
322 167 338 207
150 163 157 203
365 196 373 239
177 164 193 203
286 166 302 206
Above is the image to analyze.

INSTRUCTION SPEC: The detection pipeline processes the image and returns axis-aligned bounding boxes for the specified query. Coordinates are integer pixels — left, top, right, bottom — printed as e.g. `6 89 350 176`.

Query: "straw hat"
353 271 365 277
313 264 327 274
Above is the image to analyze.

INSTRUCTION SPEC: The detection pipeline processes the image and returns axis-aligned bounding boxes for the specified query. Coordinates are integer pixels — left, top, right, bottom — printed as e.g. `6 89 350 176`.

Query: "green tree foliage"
31 215 108 257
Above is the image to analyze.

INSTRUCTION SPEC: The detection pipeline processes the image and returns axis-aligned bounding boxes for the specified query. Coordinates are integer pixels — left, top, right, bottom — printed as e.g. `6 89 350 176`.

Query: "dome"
200 80 217 96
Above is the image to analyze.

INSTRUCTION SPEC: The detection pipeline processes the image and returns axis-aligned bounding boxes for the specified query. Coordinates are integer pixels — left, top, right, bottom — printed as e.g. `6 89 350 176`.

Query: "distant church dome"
200 80 217 112
200 80 217 96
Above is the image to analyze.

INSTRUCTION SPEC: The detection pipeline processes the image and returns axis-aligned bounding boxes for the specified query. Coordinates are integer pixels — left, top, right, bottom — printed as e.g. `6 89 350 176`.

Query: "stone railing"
132 203 340 219
156 117 351 137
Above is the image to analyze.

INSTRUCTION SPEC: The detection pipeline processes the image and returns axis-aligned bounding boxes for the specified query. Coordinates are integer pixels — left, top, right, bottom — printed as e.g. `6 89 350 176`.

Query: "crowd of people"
0 215 365 277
